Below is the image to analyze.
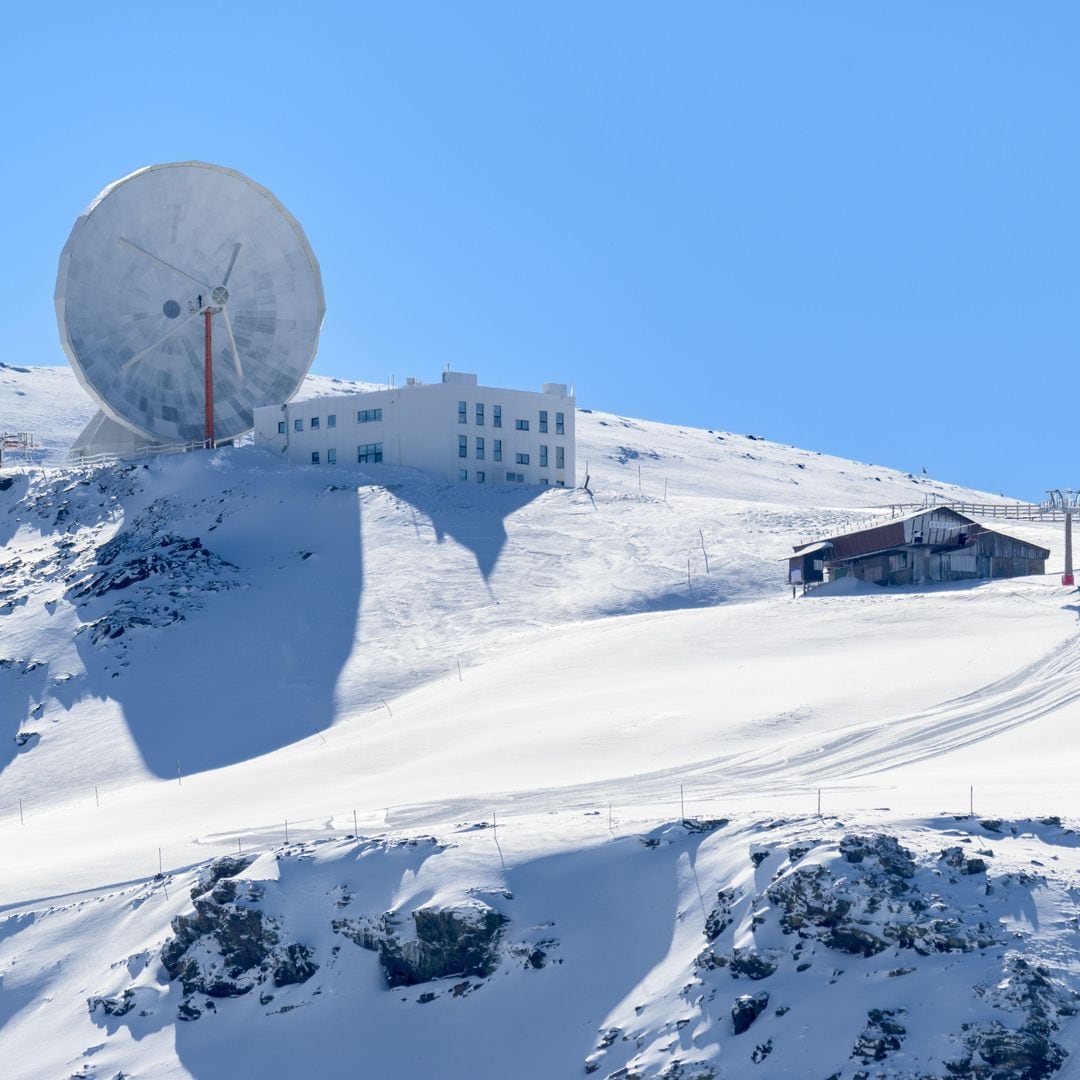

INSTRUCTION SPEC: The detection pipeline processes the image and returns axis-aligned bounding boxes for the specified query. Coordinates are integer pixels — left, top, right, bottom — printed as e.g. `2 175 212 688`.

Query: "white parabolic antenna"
55 161 325 445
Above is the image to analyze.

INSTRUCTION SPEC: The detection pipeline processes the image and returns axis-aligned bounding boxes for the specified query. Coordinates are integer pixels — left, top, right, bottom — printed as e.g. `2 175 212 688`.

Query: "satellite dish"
55 161 325 446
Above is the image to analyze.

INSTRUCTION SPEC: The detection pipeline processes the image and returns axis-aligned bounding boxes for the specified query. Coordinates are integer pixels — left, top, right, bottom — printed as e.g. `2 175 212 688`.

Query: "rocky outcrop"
703 888 737 942
947 1022 1067 1079
940 845 989 876
190 854 255 900
87 989 136 1018
160 863 317 1016
767 833 998 959
852 1008 906 1064
273 943 318 987
334 901 507 988
69 497 239 647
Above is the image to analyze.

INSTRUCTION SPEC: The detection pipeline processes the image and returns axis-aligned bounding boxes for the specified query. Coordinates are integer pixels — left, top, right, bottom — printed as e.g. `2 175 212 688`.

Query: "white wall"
253 373 576 487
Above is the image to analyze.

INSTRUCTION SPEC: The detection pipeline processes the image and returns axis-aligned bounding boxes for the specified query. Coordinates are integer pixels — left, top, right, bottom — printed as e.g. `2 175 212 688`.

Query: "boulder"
732 992 769 1035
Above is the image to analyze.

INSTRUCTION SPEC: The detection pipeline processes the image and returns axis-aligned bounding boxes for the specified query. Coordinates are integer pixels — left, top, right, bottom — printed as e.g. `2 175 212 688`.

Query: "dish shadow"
0 660 50 776
383 470 545 581
66 467 363 779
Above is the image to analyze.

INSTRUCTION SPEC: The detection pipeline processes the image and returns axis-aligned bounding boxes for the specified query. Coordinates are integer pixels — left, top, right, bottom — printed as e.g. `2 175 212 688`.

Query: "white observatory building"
254 372 576 487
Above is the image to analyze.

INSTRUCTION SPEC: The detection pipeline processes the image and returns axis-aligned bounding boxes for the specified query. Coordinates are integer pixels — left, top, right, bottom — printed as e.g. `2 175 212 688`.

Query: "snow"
1 363 1078 1078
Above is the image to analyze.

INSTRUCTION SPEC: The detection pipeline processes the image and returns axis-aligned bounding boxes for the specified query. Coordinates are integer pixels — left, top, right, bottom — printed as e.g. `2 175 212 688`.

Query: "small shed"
789 507 1049 588
787 540 832 586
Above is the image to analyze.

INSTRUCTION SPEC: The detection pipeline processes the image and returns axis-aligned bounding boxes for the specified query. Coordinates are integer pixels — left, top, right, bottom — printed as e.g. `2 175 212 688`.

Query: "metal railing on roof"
793 499 1061 551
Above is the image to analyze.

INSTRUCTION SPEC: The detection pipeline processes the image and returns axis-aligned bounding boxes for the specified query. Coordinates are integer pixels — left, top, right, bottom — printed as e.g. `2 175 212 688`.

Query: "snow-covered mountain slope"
1 364 1077 1080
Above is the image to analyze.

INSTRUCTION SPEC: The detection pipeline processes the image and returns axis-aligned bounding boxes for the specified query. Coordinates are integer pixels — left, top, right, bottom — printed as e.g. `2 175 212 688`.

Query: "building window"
277 420 286 435
328 448 337 464
493 405 502 428
516 452 530 465
515 418 529 431
475 403 484 425
539 410 548 433
555 479 565 487
310 416 320 430
311 451 320 464
493 439 502 462
556 446 565 469
358 442 383 463
556 412 565 435
540 477 549 486
458 400 467 424
294 418 303 432
477 471 485 483
458 435 468 458
539 444 548 468
358 408 383 423
327 415 336 429
508 471 525 483
476 436 485 460
459 468 468 481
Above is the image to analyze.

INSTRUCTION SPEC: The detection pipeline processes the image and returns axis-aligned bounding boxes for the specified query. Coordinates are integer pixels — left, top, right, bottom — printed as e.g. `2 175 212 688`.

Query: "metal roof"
785 540 833 560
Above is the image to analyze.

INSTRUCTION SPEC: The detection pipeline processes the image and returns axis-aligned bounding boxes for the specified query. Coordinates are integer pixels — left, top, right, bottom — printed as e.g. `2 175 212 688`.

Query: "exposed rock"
823 926 889 957
273 943 318 987
681 818 729 835
703 888 737 941
946 1021 1067 1078
68 498 239 648
768 863 852 932
727 949 777 980
177 1001 201 1021
852 1008 907 1063
751 1039 773 1064
940 846 988 875
335 902 507 988
656 1061 717 1079
732 992 769 1035
190 854 255 900
87 989 135 1017
161 860 317 1015
767 834 999 960
787 842 815 863
839 834 916 886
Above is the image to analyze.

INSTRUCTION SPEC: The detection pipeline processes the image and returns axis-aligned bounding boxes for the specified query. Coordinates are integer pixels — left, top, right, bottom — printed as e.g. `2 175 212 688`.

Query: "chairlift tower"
1046 490 1077 587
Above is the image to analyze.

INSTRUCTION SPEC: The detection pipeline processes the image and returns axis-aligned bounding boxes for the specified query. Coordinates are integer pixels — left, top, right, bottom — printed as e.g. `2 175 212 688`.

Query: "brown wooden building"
789 507 1050 588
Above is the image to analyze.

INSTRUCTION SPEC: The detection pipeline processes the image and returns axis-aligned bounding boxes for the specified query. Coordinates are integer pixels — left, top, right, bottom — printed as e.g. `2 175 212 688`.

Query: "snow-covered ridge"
1 361 1009 508
6 814 1080 1079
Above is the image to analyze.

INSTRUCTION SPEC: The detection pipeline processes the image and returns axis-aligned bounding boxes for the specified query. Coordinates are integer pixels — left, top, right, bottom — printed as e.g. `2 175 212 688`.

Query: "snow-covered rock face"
8 817 1080 1079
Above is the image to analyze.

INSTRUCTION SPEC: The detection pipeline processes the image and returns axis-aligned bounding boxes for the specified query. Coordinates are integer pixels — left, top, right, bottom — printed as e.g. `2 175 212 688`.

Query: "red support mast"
203 308 214 448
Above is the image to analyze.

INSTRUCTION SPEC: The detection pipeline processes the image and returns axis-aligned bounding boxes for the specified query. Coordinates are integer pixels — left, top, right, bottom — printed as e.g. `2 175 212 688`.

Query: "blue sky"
4 3 1077 500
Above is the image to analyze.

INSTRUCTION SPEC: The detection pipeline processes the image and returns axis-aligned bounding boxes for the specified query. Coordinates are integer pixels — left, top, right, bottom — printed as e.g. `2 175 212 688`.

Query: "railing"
794 499 1063 551
66 438 227 468
876 501 1066 522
